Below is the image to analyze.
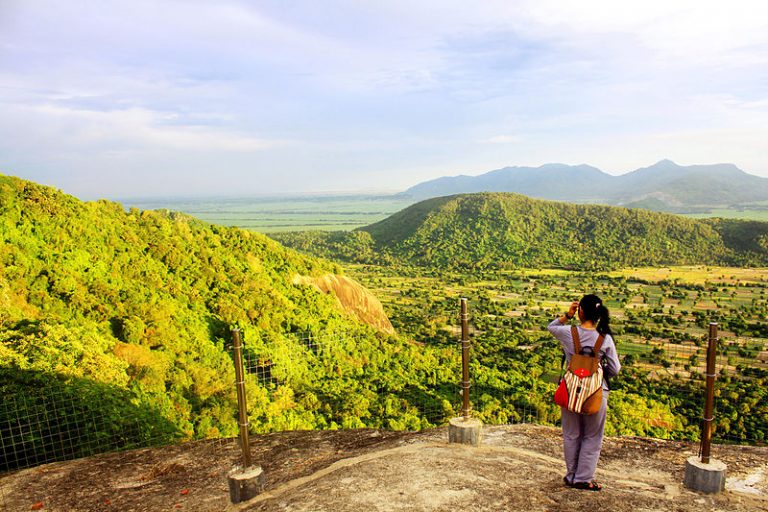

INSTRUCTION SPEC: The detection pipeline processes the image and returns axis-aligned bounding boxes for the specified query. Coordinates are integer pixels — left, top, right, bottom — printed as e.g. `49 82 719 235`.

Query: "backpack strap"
570 326 581 354
594 334 605 354
572 326 605 355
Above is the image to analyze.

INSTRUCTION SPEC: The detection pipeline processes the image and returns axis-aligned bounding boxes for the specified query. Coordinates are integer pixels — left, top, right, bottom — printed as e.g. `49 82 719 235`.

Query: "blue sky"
1 0 767 199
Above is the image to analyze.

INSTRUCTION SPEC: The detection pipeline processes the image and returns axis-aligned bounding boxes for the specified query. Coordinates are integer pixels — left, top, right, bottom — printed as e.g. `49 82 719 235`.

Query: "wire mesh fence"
0 381 175 474
234 324 767 448
239 330 458 429
0 372 230 511
467 328 768 448
1 318 765 509
615 334 767 446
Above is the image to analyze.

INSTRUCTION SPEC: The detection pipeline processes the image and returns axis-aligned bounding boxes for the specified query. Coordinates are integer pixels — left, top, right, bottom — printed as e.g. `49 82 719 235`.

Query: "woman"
548 294 621 491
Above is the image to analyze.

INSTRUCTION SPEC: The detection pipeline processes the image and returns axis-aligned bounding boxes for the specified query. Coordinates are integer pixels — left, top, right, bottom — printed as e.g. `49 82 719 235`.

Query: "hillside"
2 425 766 511
276 193 768 270
402 160 768 211
0 175 451 470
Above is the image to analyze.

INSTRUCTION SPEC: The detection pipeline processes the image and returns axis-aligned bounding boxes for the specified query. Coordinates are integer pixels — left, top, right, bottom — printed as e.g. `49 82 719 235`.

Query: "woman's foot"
572 481 602 491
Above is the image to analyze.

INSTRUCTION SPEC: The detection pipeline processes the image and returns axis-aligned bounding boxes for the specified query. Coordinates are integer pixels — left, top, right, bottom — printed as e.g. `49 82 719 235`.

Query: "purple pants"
561 393 608 484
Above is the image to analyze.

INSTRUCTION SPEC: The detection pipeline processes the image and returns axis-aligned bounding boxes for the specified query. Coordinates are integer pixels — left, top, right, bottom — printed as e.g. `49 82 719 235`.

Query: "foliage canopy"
275 193 768 270
0 175 455 469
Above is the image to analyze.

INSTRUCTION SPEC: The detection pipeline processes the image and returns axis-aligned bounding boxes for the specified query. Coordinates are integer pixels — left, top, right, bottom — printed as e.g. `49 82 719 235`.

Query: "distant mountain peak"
539 162 597 171
402 160 768 208
634 159 683 174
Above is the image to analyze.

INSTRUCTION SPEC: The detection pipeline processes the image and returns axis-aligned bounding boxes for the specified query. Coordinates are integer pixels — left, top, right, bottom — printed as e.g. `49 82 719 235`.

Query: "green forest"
1 177 766 472
273 193 768 269
0 176 455 470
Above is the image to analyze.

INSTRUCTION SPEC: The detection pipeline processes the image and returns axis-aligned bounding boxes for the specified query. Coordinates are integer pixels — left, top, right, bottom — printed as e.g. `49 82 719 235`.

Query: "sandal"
563 476 574 487
572 481 602 491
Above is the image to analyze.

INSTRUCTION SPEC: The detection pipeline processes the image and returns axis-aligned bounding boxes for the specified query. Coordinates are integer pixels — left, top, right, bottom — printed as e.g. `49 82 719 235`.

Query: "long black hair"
579 294 612 337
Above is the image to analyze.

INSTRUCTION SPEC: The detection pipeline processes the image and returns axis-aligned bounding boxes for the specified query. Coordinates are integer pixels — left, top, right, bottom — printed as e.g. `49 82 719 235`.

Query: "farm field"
607 266 768 285
122 195 415 232
684 208 768 222
347 264 768 373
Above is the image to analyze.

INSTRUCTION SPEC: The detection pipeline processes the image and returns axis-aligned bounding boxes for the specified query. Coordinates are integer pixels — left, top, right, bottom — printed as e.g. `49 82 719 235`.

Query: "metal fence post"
684 321 725 493
460 298 471 420
232 328 252 469
701 322 718 464
448 298 482 445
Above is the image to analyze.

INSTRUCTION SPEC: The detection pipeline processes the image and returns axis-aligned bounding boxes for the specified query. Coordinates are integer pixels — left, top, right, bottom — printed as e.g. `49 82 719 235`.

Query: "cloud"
0 100 287 158
43 104 287 151
2 0 768 197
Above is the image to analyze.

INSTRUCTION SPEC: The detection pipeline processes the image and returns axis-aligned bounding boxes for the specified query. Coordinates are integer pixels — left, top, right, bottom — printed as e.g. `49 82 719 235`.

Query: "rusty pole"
701 322 718 464
232 328 252 468
460 298 471 420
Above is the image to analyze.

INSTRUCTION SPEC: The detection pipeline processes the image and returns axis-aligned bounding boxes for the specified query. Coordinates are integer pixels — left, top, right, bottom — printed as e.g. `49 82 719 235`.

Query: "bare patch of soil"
2 425 766 512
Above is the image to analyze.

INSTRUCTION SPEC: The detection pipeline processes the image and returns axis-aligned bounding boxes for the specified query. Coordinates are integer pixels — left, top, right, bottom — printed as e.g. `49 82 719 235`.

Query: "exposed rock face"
294 274 395 334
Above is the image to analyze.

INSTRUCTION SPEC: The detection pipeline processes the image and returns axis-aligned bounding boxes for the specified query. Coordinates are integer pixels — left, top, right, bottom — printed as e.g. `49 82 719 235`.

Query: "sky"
1 0 767 199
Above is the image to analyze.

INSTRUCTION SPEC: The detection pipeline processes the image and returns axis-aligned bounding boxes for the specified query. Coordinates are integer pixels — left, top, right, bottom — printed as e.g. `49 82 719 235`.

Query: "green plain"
683 208 768 221
122 195 416 233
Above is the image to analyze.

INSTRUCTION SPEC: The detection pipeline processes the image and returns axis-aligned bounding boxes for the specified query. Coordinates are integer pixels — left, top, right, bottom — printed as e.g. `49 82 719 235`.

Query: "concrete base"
448 417 483 446
228 466 266 504
684 456 726 494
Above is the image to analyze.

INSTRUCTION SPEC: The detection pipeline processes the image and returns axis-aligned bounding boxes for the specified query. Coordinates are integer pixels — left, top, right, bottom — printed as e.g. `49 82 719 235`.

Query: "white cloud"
1 0 768 196
44 104 287 151
1 101 287 155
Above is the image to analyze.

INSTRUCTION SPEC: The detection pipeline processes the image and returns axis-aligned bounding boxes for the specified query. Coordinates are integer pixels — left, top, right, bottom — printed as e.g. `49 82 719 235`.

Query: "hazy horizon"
3 157 767 202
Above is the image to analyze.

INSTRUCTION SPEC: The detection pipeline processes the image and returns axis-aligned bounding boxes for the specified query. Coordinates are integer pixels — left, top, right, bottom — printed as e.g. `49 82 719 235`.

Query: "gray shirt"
548 318 621 391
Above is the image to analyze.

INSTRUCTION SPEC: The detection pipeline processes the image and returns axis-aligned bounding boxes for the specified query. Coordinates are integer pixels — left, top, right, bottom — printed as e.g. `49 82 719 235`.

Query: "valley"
118 160 768 235
122 195 414 233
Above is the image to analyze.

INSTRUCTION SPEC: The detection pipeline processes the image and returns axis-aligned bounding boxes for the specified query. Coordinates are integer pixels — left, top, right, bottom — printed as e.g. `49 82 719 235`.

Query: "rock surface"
1 425 766 511
294 273 395 334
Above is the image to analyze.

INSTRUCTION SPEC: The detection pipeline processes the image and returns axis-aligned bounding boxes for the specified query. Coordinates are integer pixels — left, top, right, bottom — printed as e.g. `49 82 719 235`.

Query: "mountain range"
402 160 768 211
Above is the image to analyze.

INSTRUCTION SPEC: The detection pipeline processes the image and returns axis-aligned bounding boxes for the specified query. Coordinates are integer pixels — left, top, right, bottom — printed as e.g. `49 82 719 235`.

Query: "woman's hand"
559 301 579 323
567 301 579 319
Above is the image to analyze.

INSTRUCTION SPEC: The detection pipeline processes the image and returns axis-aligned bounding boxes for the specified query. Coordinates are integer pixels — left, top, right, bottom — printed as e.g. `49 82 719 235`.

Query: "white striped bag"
554 326 604 415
